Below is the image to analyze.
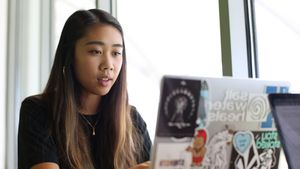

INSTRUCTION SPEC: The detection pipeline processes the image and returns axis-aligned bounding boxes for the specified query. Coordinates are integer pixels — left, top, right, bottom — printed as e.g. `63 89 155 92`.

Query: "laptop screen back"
150 75 290 169
269 94 300 169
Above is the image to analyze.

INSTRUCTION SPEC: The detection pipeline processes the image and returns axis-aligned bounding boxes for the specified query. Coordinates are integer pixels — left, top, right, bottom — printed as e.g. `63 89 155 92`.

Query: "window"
253 0 300 167
53 0 96 55
254 0 300 92
117 0 222 138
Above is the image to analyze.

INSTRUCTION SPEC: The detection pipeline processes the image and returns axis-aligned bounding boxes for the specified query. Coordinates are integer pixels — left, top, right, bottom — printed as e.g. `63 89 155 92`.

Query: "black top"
18 96 152 169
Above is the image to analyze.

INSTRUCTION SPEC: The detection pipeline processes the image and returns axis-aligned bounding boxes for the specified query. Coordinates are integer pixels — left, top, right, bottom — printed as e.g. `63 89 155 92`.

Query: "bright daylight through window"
117 0 222 138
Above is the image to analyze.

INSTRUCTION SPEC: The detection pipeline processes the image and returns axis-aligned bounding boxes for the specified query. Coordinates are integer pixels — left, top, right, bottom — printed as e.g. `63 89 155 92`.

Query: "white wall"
0 0 7 168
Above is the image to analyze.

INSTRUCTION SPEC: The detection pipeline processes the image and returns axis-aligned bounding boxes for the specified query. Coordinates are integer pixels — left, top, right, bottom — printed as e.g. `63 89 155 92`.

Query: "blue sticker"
234 132 253 155
266 86 277 94
261 112 273 128
279 86 289 93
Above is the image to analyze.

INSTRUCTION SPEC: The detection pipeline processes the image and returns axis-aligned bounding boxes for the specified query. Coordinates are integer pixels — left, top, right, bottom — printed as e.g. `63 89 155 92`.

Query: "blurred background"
1 0 300 168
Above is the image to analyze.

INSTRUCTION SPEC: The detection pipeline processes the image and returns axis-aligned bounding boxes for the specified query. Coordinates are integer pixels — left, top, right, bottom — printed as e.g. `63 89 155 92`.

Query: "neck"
80 93 101 115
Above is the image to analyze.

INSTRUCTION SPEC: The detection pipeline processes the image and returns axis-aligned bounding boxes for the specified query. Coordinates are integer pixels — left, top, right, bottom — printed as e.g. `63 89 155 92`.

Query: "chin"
97 89 111 96
93 91 107 96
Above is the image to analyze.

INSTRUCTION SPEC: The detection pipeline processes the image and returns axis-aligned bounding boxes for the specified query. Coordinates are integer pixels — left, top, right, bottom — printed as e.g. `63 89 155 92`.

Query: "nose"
99 54 114 71
100 66 114 71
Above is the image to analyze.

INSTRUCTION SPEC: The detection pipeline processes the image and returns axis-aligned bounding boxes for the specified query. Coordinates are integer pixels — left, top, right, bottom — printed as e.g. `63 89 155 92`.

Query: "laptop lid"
268 93 300 169
150 75 290 169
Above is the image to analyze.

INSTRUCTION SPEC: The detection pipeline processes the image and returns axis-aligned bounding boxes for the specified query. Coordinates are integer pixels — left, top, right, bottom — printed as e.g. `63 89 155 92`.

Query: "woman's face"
74 24 123 96
194 137 205 148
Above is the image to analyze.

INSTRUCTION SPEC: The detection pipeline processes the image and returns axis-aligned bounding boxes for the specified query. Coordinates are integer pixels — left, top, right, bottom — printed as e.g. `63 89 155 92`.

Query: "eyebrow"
85 40 123 47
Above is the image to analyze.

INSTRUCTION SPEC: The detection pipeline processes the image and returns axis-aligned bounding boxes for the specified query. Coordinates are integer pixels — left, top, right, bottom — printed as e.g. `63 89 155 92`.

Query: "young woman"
18 9 152 169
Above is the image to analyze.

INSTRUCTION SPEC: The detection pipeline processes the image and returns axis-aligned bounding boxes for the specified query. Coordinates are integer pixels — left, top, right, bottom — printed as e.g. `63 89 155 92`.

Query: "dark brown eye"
89 50 102 55
112 51 122 57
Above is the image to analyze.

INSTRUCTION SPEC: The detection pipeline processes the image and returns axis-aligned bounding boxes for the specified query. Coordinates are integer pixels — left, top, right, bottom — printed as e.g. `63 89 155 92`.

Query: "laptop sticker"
157 77 201 138
202 125 234 169
230 131 281 169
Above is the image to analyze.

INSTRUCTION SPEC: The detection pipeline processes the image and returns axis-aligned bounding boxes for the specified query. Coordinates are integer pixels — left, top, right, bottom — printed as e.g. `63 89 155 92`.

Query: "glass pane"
117 0 222 138
53 0 96 56
255 0 300 93
254 0 300 168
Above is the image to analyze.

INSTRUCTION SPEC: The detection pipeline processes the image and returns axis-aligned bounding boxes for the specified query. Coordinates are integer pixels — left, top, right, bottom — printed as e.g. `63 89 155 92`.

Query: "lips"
97 76 113 87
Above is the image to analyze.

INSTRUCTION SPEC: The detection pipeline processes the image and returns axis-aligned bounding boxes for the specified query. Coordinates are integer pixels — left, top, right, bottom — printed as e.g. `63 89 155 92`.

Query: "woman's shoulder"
19 94 58 168
21 94 47 111
20 94 49 122
130 106 147 131
130 106 152 162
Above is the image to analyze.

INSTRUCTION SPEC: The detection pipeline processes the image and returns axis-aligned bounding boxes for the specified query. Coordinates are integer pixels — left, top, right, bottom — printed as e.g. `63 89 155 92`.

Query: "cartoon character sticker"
203 125 234 169
259 149 277 169
186 129 207 167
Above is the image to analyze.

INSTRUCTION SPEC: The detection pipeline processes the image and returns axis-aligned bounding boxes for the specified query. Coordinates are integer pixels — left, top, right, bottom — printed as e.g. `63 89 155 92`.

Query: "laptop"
150 75 290 169
268 93 300 169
